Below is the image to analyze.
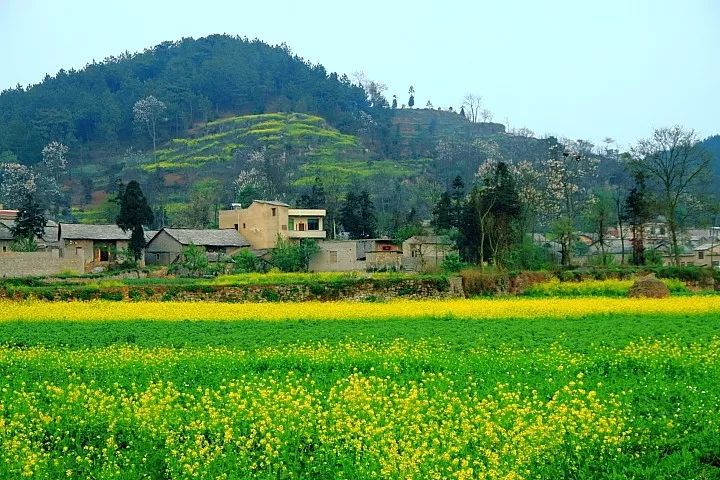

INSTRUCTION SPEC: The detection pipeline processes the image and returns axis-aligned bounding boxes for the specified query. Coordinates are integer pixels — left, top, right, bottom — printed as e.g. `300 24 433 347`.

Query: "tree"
179 243 209 276
408 86 415 108
462 94 482 123
459 106 466 118
584 187 616 265
625 172 651 265
340 190 377 238
133 96 167 155
271 236 319 272
450 175 465 228
431 191 453 230
116 180 154 260
391 95 397 109
480 109 493 123
630 126 713 266
426 100 433 109
298 177 326 209
11 193 46 241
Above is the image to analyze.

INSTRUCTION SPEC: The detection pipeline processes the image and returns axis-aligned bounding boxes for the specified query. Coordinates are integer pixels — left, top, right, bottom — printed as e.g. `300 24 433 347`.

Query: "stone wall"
0 277 464 302
0 251 84 277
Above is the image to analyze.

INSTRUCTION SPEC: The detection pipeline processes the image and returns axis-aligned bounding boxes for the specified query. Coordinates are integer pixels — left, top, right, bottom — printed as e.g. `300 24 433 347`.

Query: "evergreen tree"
625 172 651 265
116 180 154 260
298 177 326 208
391 95 397 109
340 190 377 238
408 86 415 108
431 191 453 230
450 175 465 228
460 106 466 118
11 193 46 241
357 190 377 238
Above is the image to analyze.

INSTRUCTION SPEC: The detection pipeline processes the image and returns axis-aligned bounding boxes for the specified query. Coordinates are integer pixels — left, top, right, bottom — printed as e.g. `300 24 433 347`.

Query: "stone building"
145 228 251 265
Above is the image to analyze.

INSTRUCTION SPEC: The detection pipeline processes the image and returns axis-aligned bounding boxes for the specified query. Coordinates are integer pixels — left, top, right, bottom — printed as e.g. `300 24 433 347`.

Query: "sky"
1 0 718 149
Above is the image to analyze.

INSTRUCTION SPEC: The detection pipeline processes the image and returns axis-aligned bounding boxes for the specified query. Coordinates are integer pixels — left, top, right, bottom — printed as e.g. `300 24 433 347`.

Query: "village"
1 199 718 278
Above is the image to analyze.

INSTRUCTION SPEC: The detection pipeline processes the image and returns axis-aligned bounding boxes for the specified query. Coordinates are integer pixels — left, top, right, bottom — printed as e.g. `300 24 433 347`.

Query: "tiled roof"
59 223 132 241
161 228 250 247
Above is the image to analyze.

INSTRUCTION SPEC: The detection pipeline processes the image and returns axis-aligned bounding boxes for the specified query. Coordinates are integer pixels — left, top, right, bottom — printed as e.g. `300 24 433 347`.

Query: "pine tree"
391 95 397 109
11 193 46 241
116 180 154 260
340 190 376 238
408 86 415 108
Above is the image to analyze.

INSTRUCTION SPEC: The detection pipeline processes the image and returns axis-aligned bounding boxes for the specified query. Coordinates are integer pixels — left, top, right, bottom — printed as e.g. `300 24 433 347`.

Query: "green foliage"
179 243 209 277
9 236 38 252
10 194 46 241
231 249 263 273
440 252 466 272
340 190 376 239
116 181 153 260
271 236 319 272
523 278 689 297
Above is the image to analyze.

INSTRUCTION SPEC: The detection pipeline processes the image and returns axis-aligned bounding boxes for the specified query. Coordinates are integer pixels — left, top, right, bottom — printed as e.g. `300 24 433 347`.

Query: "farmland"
1 297 719 479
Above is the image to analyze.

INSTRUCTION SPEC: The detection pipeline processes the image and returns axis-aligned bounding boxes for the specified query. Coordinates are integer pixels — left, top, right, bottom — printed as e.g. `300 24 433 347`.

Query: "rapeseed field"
0 297 719 478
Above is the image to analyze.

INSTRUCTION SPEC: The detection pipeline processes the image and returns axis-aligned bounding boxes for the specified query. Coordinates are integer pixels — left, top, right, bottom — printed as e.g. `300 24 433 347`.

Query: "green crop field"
1 298 719 479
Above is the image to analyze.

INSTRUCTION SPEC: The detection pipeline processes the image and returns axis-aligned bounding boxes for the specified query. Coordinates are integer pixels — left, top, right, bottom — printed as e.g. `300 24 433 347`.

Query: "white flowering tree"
0 162 36 209
542 141 599 265
133 96 167 154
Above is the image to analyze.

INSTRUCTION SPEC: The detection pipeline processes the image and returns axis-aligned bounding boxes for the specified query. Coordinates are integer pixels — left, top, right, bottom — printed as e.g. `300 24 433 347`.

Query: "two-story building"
218 200 326 249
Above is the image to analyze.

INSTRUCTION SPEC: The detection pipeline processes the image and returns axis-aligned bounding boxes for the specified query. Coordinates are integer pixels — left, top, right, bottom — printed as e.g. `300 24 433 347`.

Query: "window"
381 245 393 251
298 223 305 231
1 246 6 252
329 251 338 263
308 218 320 230
281 225 287 230
243 223 246 229
288 218 294 231
155 253 160 260
699 251 705 260
234 223 239 230
271 207 276 217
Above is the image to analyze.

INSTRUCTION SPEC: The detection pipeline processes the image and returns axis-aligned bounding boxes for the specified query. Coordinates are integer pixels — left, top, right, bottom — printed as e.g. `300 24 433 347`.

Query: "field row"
1 296 720 322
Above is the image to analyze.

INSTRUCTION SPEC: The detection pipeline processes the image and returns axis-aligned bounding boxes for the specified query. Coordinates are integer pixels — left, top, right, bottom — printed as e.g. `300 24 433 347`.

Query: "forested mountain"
0 35 369 164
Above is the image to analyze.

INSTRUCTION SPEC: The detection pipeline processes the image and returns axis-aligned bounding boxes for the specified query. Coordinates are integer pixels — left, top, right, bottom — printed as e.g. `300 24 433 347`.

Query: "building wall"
367 251 402 271
695 245 720 268
0 250 84 277
219 203 288 249
402 240 454 271
309 240 365 272
145 231 183 265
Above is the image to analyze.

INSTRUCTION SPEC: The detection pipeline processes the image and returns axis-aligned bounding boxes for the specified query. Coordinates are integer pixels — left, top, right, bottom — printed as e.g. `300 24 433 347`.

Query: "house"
309 240 366 272
402 235 456 271
218 201 326 249
145 228 251 265
309 238 403 272
57 223 133 266
693 243 720 268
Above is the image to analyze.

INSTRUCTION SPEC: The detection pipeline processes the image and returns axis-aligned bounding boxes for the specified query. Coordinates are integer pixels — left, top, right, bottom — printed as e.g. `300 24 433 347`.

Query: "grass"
1 298 720 478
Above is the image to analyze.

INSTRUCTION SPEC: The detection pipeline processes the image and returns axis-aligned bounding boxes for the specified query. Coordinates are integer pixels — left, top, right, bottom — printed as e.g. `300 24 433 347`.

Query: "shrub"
440 253 465 273
460 269 510 296
232 249 262 273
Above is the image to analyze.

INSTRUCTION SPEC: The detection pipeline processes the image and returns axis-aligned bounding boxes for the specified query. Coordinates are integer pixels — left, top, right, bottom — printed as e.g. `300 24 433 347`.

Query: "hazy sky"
1 0 718 148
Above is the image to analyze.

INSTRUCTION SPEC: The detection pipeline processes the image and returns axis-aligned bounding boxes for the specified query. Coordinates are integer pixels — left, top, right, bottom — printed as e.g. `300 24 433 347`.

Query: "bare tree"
462 94 482 123
480 108 493 123
631 126 712 265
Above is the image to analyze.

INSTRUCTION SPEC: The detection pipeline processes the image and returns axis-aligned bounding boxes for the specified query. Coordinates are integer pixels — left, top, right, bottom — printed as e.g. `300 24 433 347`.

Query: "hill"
0 35 369 165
